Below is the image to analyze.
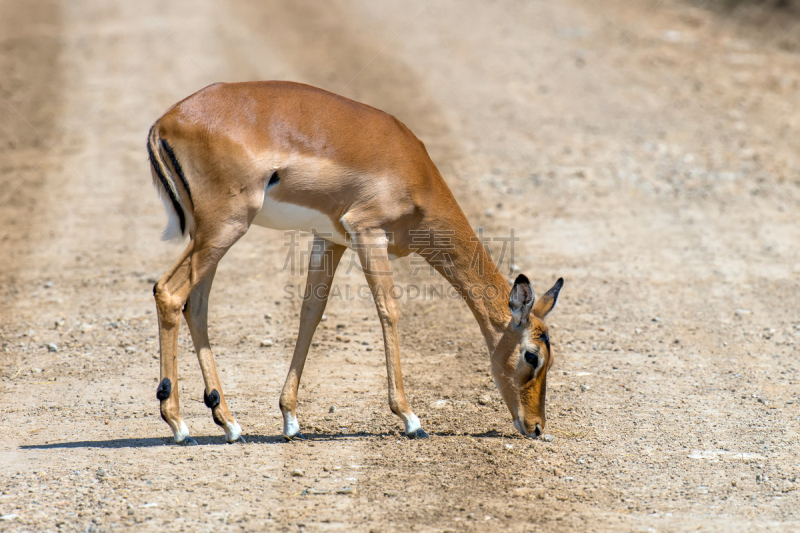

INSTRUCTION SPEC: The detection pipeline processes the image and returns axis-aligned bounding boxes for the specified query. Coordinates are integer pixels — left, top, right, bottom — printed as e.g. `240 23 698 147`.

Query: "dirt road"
2 0 800 531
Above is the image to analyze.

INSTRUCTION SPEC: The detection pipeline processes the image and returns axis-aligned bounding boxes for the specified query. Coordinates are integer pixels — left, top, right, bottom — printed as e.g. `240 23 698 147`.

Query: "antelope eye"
524 351 539 368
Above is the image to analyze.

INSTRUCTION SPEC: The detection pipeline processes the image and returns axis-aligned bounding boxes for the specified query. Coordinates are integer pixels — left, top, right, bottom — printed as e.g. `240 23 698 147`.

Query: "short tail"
147 124 194 241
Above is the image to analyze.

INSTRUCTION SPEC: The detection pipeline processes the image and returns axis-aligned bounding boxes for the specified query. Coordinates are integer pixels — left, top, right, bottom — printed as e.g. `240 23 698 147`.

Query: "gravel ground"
1 0 800 531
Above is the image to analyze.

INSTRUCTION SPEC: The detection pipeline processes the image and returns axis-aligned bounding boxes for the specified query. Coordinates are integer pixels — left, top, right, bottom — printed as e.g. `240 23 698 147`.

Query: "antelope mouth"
514 420 542 438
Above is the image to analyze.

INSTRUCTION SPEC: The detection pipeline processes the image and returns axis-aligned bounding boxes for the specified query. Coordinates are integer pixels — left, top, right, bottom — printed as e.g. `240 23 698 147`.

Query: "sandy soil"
2 0 800 531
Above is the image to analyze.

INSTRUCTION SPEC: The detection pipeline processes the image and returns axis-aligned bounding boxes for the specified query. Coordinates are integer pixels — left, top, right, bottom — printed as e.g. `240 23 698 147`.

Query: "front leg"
350 226 428 439
280 236 346 439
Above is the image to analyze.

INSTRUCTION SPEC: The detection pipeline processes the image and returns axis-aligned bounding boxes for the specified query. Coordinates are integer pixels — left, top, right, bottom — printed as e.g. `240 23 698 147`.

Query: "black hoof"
407 428 429 439
228 435 247 444
283 432 306 442
176 436 198 446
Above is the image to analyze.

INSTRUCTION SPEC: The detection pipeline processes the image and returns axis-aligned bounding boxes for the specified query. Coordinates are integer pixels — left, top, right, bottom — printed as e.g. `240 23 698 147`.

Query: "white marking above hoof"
174 420 191 443
283 412 300 437
225 420 242 443
403 413 421 436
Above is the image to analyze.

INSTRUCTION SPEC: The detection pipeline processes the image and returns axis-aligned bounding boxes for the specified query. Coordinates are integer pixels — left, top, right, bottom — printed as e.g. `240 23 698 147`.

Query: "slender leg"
280 236 346 439
154 243 194 444
154 225 248 444
350 226 427 439
183 266 244 443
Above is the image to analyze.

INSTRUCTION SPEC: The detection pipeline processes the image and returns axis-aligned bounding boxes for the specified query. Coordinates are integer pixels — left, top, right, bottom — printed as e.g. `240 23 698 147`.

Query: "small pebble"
291 469 304 477
31 367 43 374
328 405 336 413
44 281 53 289
581 384 590 392
46 343 58 353
260 339 274 347
542 434 554 442
478 395 491 406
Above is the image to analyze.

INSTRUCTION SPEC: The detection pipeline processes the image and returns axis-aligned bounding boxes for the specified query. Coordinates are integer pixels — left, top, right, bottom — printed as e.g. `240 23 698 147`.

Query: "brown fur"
148 81 562 442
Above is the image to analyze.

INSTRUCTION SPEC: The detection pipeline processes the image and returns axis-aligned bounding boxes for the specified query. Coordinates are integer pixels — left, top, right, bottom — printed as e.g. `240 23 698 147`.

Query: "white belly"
252 194 349 247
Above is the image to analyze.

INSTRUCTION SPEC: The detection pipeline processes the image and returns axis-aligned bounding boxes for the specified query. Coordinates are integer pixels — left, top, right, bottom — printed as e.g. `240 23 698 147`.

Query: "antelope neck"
421 212 512 355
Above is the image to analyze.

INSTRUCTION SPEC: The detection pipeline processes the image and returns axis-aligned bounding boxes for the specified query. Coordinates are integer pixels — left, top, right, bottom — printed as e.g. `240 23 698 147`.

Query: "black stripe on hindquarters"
203 389 221 409
160 139 192 206
156 377 172 401
147 127 185 234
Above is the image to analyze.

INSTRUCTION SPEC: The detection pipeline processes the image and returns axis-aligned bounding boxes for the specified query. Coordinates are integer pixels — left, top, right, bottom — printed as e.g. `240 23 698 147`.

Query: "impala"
147 81 563 444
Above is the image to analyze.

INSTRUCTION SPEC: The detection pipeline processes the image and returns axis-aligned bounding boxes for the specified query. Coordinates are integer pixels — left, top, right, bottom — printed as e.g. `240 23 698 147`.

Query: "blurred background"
1 0 799 530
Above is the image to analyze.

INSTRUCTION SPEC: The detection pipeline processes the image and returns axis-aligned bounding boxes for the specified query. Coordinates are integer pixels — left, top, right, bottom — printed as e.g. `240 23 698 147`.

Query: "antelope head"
492 275 563 438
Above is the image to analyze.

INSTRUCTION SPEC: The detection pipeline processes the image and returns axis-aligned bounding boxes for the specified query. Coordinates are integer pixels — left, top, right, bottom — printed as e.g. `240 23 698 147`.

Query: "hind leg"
183 266 244 443
154 224 248 444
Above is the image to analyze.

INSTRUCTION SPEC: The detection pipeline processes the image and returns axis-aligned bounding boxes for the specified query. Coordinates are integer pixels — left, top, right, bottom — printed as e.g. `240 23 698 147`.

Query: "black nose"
533 424 541 438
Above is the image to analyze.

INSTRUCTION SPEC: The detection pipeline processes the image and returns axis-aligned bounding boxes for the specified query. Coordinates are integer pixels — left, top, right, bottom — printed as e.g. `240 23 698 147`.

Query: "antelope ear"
509 274 534 327
532 277 564 319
